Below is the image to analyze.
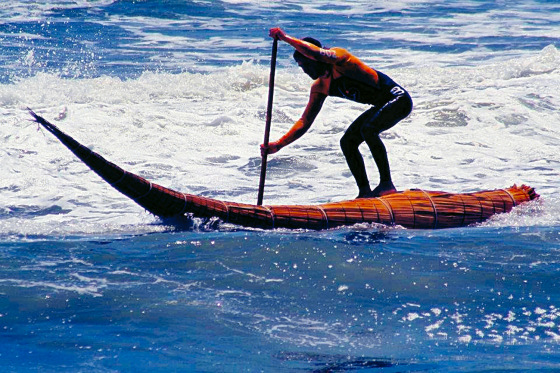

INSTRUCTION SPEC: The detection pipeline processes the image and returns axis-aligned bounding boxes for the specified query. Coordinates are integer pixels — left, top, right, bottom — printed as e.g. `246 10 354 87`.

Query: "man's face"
296 57 323 80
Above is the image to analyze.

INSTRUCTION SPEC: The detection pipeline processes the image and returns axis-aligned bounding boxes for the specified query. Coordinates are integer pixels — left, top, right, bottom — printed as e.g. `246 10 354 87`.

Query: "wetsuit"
335 70 413 195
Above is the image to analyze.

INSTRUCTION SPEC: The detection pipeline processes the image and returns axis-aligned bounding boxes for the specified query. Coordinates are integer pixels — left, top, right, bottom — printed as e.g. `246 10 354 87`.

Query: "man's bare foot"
355 182 397 199
371 181 397 197
355 185 373 199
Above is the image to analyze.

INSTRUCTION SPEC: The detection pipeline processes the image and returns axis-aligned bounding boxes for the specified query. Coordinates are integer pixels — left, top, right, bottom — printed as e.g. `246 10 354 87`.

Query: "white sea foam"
0 278 104 297
0 45 558 236
0 0 117 22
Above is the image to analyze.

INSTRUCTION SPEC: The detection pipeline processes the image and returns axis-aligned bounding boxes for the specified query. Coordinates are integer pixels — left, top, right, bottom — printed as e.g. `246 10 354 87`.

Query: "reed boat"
28 110 538 230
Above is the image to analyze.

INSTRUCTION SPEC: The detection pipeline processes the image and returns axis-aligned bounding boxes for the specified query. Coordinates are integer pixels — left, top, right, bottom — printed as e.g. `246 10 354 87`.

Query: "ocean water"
1 0 559 371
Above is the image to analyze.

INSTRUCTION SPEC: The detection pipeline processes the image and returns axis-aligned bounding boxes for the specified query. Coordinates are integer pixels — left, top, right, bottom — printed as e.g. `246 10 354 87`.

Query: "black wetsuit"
335 70 413 194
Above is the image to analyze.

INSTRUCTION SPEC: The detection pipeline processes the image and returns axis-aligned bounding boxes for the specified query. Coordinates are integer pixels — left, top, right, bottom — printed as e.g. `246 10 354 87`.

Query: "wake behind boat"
28 110 538 230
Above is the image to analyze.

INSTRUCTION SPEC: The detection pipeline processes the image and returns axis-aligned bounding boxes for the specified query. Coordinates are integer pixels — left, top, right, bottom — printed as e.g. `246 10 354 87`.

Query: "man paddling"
261 27 412 198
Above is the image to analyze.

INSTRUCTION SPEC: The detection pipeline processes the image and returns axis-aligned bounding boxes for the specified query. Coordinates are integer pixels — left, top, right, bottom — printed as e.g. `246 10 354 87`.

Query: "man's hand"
260 141 281 157
269 27 287 41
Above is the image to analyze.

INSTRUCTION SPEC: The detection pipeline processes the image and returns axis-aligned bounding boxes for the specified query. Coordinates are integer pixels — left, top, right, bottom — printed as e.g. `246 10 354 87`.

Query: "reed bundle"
178 185 537 230
30 110 539 230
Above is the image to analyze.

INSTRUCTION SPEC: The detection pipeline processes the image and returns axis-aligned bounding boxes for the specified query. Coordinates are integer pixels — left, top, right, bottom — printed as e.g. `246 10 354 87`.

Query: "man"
261 27 413 198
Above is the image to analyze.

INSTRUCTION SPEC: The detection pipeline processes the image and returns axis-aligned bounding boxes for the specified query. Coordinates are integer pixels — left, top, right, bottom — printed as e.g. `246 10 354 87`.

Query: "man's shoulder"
329 46 347 53
328 47 353 64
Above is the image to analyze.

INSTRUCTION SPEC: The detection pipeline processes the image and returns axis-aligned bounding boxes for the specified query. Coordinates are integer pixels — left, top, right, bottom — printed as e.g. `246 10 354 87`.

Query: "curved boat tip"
517 184 539 201
28 108 47 127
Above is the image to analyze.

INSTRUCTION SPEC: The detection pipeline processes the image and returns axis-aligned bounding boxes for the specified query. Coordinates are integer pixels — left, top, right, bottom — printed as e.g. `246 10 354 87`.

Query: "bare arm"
261 91 326 156
269 27 341 64
270 27 379 86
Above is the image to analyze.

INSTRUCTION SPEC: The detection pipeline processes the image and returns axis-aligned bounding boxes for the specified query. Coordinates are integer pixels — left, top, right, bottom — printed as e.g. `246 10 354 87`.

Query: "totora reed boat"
28 110 539 230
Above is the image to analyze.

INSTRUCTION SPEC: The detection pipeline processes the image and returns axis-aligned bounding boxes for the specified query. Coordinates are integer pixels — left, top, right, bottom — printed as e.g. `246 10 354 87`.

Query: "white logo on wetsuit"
390 86 405 96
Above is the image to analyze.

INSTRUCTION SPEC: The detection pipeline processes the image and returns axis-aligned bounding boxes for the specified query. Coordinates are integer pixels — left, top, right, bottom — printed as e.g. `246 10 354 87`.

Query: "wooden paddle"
257 37 278 206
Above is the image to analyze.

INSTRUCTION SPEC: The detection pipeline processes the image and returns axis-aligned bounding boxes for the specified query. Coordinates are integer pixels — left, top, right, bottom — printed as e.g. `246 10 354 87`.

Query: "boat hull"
29 110 539 230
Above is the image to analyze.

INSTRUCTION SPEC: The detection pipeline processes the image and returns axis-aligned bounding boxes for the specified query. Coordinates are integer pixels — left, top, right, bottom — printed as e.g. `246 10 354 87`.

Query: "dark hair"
293 37 324 61
293 37 330 79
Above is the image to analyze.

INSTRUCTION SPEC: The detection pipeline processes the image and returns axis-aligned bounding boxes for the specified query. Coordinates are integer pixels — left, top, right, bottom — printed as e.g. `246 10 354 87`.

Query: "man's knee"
340 134 357 154
362 132 388 157
361 128 382 146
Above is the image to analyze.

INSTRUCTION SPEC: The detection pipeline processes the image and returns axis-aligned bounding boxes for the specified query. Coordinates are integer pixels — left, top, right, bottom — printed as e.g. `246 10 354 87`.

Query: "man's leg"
364 134 396 197
361 93 413 197
340 110 375 198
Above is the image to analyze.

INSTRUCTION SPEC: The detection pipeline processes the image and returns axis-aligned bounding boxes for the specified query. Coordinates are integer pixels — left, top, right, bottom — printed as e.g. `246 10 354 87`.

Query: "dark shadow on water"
312 359 394 372
342 230 396 245
274 352 402 372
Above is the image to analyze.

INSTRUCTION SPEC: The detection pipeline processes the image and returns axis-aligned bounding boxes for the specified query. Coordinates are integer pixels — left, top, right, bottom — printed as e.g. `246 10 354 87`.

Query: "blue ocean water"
1 0 560 372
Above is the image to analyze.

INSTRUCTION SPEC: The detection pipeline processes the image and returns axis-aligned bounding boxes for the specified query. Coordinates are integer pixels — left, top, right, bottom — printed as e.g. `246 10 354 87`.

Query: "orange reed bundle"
179 185 537 230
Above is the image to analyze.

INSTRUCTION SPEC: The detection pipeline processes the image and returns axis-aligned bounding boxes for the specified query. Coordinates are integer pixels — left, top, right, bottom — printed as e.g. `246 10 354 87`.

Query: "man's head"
293 37 329 80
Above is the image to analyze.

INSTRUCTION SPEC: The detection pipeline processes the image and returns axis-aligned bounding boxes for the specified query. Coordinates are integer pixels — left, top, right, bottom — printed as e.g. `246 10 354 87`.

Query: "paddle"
257 37 278 206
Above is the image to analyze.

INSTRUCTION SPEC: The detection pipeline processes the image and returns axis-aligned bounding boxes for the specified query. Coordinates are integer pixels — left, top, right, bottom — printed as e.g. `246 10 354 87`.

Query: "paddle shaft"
257 37 278 206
